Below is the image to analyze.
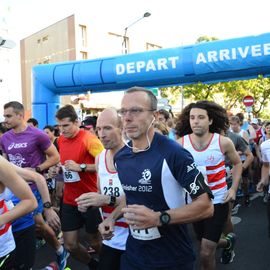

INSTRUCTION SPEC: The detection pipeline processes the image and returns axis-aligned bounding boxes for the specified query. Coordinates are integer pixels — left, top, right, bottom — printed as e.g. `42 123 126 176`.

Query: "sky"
2 0 270 48
0 0 270 117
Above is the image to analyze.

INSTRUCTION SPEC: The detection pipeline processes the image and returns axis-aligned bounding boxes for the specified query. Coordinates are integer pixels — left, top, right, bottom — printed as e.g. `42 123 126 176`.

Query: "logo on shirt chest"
205 154 215 163
138 169 152 185
8 142 28 151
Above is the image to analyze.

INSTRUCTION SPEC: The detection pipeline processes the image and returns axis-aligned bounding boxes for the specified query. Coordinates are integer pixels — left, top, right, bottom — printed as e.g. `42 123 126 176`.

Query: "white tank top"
98 150 128 251
183 133 227 204
0 190 16 257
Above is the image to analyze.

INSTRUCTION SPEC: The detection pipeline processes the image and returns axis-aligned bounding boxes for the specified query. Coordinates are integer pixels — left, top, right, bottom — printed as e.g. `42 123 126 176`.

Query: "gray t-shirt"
226 130 248 166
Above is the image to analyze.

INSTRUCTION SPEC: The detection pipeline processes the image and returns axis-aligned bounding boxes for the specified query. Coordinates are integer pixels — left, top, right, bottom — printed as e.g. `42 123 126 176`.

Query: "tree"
195 36 219 44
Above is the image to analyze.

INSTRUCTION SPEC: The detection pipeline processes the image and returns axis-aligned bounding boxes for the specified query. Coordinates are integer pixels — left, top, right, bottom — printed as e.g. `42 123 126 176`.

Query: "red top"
58 130 104 205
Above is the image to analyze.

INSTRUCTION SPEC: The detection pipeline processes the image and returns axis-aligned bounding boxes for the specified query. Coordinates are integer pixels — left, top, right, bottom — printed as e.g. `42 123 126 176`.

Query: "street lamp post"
0 37 16 49
122 12 151 54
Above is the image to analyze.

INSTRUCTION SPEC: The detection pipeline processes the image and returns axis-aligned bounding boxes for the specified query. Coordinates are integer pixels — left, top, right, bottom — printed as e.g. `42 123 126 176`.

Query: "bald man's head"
98 108 122 128
96 107 123 151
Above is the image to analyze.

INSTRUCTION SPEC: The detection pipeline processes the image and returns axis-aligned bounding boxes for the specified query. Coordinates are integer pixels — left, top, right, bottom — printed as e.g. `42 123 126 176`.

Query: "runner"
54 104 104 270
76 107 128 270
229 115 251 206
257 137 270 237
0 156 37 270
114 87 214 270
1 101 68 270
175 100 242 270
4 163 61 270
220 130 253 264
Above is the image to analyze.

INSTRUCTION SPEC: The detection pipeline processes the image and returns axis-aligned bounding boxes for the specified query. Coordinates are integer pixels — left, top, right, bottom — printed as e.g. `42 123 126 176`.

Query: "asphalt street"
34 192 270 270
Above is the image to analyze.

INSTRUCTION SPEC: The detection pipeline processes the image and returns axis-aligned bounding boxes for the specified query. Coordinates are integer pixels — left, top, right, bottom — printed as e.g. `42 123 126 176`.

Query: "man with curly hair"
175 100 242 270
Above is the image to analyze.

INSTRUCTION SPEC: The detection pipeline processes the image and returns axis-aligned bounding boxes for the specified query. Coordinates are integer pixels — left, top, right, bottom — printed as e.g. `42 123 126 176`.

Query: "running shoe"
57 248 70 270
220 233 236 264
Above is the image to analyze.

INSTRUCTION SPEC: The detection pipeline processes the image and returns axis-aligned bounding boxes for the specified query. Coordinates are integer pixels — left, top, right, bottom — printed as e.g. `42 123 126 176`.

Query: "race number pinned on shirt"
130 226 161 241
62 166 81 183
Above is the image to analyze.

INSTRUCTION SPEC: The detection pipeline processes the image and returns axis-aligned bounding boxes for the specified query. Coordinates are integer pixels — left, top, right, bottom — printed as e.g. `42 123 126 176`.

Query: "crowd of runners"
0 86 269 270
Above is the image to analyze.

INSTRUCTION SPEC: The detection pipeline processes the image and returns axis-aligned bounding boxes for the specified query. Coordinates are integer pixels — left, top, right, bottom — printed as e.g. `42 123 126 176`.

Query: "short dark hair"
27 118 39 127
82 116 97 129
53 125 60 137
4 101 24 114
0 122 8 134
229 116 240 124
158 109 170 121
43 125 54 132
125 87 157 111
235 112 244 125
55 105 78 122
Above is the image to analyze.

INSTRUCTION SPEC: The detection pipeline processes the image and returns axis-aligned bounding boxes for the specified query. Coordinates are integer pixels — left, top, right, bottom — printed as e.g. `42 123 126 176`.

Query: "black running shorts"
61 203 102 233
193 203 229 243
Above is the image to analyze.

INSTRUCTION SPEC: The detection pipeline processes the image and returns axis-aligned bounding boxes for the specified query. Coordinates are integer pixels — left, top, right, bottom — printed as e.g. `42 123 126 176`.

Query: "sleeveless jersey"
114 133 201 268
183 133 227 204
98 150 128 251
0 190 16 257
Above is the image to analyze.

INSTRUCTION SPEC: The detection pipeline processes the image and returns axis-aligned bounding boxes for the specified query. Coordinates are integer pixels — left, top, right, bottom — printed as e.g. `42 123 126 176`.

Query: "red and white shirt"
183 133 227 204
0 191 15 257
98 150 128 251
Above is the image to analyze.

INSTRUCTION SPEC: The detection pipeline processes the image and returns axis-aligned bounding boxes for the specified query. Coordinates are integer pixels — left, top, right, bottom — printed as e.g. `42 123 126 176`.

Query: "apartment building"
20 14 162 117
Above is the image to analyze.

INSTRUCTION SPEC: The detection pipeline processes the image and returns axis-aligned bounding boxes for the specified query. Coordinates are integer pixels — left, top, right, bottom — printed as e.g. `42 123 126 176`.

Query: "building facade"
20 14 162 119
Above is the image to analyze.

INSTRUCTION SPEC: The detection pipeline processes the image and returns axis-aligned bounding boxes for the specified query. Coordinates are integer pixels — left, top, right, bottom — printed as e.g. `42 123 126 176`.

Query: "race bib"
62 166 81 183
130 227 161 241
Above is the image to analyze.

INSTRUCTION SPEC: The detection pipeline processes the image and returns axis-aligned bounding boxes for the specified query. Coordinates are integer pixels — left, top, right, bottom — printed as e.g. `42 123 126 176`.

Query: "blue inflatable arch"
33 32 270 127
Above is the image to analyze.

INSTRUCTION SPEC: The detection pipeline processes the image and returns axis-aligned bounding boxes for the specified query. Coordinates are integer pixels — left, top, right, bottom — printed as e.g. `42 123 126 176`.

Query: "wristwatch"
108 195 116 207
160 211 171 226
43 201 52 209
80 163 87 172
35 166 43 174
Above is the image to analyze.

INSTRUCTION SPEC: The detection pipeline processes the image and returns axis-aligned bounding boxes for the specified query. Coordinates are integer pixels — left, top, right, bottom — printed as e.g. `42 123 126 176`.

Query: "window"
80 51 88 59
79 25 87 47
37 35 49 44
42 35 49 42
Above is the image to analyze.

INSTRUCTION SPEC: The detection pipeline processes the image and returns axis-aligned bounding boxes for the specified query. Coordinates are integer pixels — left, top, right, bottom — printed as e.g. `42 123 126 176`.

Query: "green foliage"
195 36 219 44
159 76 270 117
159 86 182 105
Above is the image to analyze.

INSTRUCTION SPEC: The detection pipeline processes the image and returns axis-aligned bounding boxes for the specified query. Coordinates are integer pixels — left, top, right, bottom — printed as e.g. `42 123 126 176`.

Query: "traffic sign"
243 95 254 107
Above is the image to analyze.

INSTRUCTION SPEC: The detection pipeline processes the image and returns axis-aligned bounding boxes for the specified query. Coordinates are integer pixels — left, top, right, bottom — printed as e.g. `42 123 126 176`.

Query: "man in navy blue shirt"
114 87 214 270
